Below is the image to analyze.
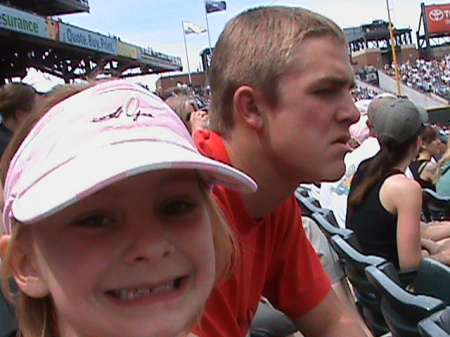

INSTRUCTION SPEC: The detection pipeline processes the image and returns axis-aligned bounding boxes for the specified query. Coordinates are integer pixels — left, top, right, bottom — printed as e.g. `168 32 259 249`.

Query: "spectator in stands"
0 82 37 158
351 86 378 101
347 99 450 270
165 94 199 133
159 86 187 101
436 128 448 161
348 114 370 150
0 80 256 337
385 56 450 100
409 125 440 191
436 138 450 197
320 93 397 228
192 6 367 337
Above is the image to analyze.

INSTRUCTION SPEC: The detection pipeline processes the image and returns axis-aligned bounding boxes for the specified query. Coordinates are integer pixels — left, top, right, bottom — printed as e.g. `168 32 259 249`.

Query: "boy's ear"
4 235 50 298
233 86 264 131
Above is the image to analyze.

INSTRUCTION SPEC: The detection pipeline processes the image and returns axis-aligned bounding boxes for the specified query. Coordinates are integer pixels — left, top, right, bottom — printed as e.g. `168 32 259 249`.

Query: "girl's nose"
122 221 175 264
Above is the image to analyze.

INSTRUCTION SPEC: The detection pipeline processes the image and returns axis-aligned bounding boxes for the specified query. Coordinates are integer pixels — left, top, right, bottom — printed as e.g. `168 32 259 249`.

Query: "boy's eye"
316 88 338 96
73 214 112 228
163 200 195 216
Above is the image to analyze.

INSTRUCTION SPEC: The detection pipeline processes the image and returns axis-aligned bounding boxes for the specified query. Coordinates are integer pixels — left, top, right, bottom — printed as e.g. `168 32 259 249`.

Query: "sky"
23 0 450 91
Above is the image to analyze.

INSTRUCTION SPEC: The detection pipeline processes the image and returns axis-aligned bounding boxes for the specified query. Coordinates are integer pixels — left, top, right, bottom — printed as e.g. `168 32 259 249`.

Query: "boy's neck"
223 137 297 219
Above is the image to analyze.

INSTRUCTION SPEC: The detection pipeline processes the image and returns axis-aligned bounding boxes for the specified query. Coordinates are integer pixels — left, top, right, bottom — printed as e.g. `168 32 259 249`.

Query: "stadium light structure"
386 0 402 96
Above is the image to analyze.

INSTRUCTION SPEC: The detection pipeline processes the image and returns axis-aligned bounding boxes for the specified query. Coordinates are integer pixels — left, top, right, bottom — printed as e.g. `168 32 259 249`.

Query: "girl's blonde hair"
0 83 235 337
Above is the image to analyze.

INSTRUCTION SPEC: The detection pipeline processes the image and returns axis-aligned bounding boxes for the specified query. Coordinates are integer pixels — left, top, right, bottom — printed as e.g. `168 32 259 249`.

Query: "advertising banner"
425 4 450 35
0 4 52 39
117 40 140 59
59 23 118 55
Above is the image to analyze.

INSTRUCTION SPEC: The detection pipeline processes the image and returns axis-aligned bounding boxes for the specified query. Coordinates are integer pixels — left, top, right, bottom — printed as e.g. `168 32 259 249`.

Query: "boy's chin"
321 165 346 183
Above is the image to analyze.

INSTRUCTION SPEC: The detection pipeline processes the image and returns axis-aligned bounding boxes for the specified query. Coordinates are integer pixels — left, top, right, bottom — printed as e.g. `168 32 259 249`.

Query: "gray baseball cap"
415 104 429 124
373 99 423 145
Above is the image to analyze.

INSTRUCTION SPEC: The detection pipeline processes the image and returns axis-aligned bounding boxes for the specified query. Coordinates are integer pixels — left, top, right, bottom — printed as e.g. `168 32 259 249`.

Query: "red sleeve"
262 198 331 318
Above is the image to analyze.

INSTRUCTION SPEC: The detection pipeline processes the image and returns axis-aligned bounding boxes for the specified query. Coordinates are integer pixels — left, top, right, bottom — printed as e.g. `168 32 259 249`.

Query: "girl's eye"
73 214 113 228
163 200 195 216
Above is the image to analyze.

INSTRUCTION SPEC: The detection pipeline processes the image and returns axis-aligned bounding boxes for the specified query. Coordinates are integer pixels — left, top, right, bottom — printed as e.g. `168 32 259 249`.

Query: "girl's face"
423 137 441 158
18 170 216 337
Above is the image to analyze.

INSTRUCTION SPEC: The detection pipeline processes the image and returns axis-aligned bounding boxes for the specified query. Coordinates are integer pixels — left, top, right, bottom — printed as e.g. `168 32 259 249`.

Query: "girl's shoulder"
381 173 422 212
383 172 421 194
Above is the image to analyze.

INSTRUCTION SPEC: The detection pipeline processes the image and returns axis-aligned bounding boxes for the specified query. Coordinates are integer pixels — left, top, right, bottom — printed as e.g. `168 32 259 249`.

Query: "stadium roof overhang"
0 0 89 16
0 29 182 82
344 27 412 44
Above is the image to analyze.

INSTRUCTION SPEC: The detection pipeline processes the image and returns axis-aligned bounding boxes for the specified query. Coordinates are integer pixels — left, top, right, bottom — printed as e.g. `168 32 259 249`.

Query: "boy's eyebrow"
311 75 356 89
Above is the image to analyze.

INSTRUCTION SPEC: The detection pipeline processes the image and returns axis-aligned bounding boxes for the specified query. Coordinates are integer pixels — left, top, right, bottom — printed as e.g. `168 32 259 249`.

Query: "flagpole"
203 0 213 74
182 21 193 85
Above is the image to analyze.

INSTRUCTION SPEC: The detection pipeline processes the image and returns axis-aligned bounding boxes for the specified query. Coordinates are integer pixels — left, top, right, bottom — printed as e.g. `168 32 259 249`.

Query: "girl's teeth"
152 282 176 294
114 280 176 300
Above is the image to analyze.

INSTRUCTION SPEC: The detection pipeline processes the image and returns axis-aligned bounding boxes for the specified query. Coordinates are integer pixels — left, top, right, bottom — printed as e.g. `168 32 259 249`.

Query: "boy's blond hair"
208 6 346 138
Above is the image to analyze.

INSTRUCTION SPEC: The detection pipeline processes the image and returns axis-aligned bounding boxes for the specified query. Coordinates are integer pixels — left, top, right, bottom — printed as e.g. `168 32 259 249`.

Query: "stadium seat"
294 186 311 199
422 189 450 222
330 235 389 336
366 263 446 337
415 258 450 306
311 212 354 244
249 300 297 337
418 307 450 337
295 193 324 218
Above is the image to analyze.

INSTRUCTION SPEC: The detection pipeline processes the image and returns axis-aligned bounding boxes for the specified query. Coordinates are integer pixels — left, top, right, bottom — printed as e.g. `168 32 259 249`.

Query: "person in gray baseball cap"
372 98 423 145
346 98 450 270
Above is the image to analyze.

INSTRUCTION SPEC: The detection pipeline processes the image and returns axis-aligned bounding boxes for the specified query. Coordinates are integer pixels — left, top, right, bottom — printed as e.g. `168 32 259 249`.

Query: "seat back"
418 307 450 337
422 189 450 222
295 186 311 199
366 263 446 337
295 193 324 218
331 235 389 336
311 212 354 244
415 258 450 306
249 300 297 337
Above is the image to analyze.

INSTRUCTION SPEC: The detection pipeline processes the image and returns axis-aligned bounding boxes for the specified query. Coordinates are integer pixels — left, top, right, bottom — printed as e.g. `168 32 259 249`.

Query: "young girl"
409 125 440 191
0 80 256 337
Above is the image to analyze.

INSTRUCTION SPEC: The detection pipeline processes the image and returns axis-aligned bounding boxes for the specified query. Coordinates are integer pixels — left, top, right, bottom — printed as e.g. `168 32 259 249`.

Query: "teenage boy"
193 6 365 337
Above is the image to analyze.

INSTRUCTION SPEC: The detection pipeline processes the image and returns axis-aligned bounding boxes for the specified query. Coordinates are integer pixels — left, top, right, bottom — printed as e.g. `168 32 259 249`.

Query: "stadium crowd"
383 55 450 100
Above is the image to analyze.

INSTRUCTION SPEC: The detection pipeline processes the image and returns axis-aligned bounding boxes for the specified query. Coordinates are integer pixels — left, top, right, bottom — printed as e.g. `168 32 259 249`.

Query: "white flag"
183 21 207 35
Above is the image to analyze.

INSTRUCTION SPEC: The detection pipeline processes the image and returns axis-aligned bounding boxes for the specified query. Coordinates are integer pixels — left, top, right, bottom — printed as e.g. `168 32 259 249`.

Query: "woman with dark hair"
346 99 450 270
409 125 441 191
